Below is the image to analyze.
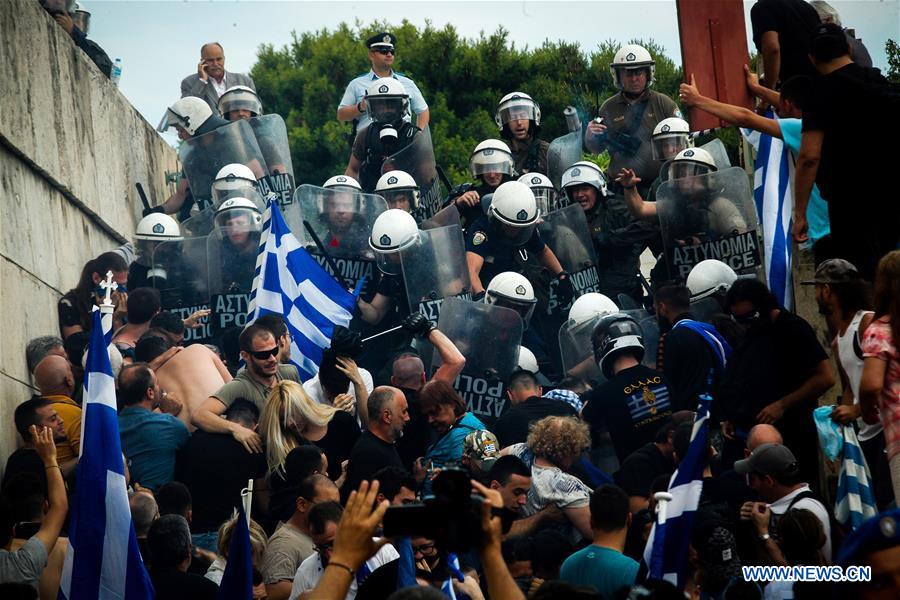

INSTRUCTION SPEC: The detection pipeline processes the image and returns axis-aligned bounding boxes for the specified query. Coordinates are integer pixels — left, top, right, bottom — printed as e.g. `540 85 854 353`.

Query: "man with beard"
4 399 72 486
718 279 835 485
192 324 301 453
653 284 730 411
585 44 682 199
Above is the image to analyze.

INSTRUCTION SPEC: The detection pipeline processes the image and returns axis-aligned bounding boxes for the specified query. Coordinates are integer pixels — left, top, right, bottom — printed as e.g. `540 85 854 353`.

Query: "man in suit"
180 42 256 116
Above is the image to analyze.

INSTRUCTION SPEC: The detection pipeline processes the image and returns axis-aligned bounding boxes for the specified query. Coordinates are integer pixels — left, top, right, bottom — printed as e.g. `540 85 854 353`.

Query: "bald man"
746 424 784 454
34 355 81 462
134 336 232 430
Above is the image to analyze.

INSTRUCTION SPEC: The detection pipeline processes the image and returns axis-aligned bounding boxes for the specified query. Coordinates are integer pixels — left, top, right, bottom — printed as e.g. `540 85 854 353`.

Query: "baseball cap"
800 258 860 285
463 430 500 470
733 443 800 479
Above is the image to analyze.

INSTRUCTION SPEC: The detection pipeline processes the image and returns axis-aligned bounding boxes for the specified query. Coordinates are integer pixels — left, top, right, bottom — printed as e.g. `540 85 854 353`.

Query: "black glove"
400 312 436 339
556 271 575 307
142 205 165 218
330 325 362 356
472 290 486 302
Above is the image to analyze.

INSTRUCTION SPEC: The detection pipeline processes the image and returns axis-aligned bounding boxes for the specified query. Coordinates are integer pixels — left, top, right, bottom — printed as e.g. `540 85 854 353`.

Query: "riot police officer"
211 163 262 208
314 179 373 258
464 181 573 304
447 139 516 226
496 92 548 175
358 208 419 325
211 197 263 293
218 85 262 121
346 78 420 192
585 44 683 197
484 271 538 329
561 161 655 304
375 170 420 213
129 213 184 289
518 172 560 215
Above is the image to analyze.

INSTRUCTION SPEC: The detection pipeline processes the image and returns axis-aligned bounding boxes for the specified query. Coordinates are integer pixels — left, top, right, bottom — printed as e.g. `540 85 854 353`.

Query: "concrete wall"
0 0 179 468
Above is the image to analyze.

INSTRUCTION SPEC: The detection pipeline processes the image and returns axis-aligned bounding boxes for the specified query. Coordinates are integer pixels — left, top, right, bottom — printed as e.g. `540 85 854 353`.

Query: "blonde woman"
260 380 360 483
205 514 268 597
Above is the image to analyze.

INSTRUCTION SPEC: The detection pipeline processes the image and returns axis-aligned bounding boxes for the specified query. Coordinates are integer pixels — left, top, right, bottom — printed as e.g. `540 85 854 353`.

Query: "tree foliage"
887 39 900 83
251 21 684 186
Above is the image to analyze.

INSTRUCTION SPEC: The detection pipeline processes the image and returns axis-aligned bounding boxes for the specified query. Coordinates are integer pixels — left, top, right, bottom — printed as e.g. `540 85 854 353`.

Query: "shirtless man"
134 335 232 430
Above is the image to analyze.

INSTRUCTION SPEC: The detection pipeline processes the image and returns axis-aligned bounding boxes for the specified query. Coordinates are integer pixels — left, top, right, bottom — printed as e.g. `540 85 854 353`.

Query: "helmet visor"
498 101 537 126
219 93 262 118
651 133 689 161
383 188 418 211
72 11 90 35
531 187 558 215
375 251 402 276
671 162 713 180
368 97 405 123
470 150 514 177
156 108 181 133
486 293 536 325
488 213 537 246
214 208 262 235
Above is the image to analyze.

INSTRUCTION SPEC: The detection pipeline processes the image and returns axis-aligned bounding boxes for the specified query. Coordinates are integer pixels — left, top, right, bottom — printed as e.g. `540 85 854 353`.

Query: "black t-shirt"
718 310 827 431
2 448 45 488
582 364 674 463
614 442 674 498
750 0 820 84
659 316 721 412
149 567 218 600
314 410 361 481
341 430 403 501
395 387 435 471
174 430 267 534
58 290 85 333
491 396 576 448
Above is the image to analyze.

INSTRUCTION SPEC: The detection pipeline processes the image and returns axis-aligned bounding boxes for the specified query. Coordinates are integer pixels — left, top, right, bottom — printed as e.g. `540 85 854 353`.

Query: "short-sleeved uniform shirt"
750 0 820 85
339 70 428 131
863 317 900 460
212 364 301 414
464 215 545 287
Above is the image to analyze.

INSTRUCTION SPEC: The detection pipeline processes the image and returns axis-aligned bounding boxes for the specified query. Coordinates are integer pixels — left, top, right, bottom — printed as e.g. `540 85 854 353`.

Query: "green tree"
887 39 900 83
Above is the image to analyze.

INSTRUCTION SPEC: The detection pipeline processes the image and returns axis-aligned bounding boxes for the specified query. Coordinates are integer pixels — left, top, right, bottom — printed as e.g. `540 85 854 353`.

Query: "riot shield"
249 114 296 209
180 119 268 211
419 205 461 231
381 126 442 223
530 204 602 375
625 309 660 370
206 225 261 342
401 224 472 321
180 206 216 238
656 167 763 282
558 315 603 383
150 237 211 344
700 138 731 170
434 297 524 427
547 131 583 190
283 185 387 298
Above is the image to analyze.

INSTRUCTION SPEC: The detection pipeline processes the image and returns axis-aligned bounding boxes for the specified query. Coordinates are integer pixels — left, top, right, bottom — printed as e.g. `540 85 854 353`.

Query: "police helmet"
365 78 410 125
323 175 363 192
214 197 263 231
686 260 739 301
71 1 91 35
135 213 182 242
470 139 515 178
375 170 420 211
157 97 212 136
518 172 558 214
592 313 645 378
568 292 619 324
651 117 691 161
516 346 540 373
488 181 540 229
485 271 538 326
369 209 419 275
609 44 656 90
218 85 263 119
670 147 717 179
495 92 542 131
561 161 608 201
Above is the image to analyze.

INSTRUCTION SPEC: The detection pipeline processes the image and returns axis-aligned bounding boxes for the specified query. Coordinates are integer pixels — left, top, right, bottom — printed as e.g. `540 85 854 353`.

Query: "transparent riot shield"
419 205 461 231
689 295 726 325
547 131 583 190
434 297 524 427
624 309 660 370
206 225 261 342
283 185 388 298
558 315 603 383
248 114 296 210
180 206 216 238
530 204 602 375
150 237 211 344
700 138 732 170
180 119 268 211
656 167 763 282
401 225 472 321
381 126 442 223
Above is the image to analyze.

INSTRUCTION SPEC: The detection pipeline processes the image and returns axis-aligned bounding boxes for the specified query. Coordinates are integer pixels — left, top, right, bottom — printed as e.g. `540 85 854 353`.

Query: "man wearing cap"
493 370 576 449
181 42 256 116
337 32 429 135
461 429 501 483
735 443 833 561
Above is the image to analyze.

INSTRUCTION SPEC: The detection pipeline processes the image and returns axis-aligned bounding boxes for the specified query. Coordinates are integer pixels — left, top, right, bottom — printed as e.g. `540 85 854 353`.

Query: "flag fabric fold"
216 506 254 600
835 425 878 531
641 390 712 587
742 118 794 310
247 201 359 381
59 309 154 600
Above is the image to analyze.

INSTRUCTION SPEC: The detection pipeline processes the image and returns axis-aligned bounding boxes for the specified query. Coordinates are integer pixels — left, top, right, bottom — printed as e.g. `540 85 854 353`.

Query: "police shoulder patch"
472 231 487 245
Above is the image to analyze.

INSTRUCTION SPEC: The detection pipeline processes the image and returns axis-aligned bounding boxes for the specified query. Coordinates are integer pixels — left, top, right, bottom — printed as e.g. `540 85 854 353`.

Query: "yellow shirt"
43 394 81 461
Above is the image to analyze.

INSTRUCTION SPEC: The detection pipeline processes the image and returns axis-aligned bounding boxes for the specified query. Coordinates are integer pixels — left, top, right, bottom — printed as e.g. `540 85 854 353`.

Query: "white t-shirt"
836 310 882 441
768 485 832 562
303 368 374 427
288 542 398 600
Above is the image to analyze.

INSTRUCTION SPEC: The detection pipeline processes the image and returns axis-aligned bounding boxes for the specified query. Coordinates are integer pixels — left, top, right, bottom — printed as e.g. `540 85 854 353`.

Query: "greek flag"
835 425 878 531
59 309 154 600
440 552 465 599
397 539 465 598
247 201 359 381
743 118 794 310
642 390 712 587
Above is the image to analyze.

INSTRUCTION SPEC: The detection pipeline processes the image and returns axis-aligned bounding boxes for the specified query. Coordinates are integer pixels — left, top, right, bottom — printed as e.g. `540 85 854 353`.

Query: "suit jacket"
180 70 256 115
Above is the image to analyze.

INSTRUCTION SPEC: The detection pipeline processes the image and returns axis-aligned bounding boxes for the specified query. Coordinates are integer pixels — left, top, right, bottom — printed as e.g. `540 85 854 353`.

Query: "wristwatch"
759 532 771 541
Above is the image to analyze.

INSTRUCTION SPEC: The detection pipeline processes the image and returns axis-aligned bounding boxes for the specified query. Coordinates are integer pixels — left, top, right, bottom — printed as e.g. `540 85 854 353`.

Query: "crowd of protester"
2 1 899 599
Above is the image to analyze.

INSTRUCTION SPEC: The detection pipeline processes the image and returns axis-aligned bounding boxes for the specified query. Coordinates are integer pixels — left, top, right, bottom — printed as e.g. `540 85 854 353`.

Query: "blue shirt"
339 70 428 130
423 412 485 495
559 544 639 597
777 118 830 244
119 406 190 491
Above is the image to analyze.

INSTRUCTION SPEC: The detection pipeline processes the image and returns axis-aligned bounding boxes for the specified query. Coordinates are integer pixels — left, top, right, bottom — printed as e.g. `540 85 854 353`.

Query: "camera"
382 466 509 552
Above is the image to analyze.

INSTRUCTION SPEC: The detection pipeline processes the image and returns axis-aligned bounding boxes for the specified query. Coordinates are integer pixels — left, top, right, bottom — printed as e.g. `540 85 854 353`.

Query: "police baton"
360 325 405 344
135 182 151 213
302 220 346 287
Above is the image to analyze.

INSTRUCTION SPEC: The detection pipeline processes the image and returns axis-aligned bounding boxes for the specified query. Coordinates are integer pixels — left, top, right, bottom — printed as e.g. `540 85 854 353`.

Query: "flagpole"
241 479 253 525
303 220 345 286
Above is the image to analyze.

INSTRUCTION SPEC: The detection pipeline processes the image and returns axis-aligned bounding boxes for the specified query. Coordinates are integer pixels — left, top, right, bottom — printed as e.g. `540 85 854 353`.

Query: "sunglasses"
730 310 760 325
250 346 279 360
412 542 436 555
376 48 395 55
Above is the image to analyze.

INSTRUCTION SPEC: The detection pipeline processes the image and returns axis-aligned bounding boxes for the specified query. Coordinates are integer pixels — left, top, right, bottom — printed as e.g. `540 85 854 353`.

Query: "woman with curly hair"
419 380 486 491
861 250 900 504
505 416 593 542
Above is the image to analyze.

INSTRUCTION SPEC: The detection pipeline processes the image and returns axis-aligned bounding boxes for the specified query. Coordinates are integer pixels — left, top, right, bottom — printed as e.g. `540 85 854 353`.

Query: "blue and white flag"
743 118 794 310
216 505 253 600
59 309 154 600
642 390 712 587
247 201 359 381
835 425 878 531
440 552 466 599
